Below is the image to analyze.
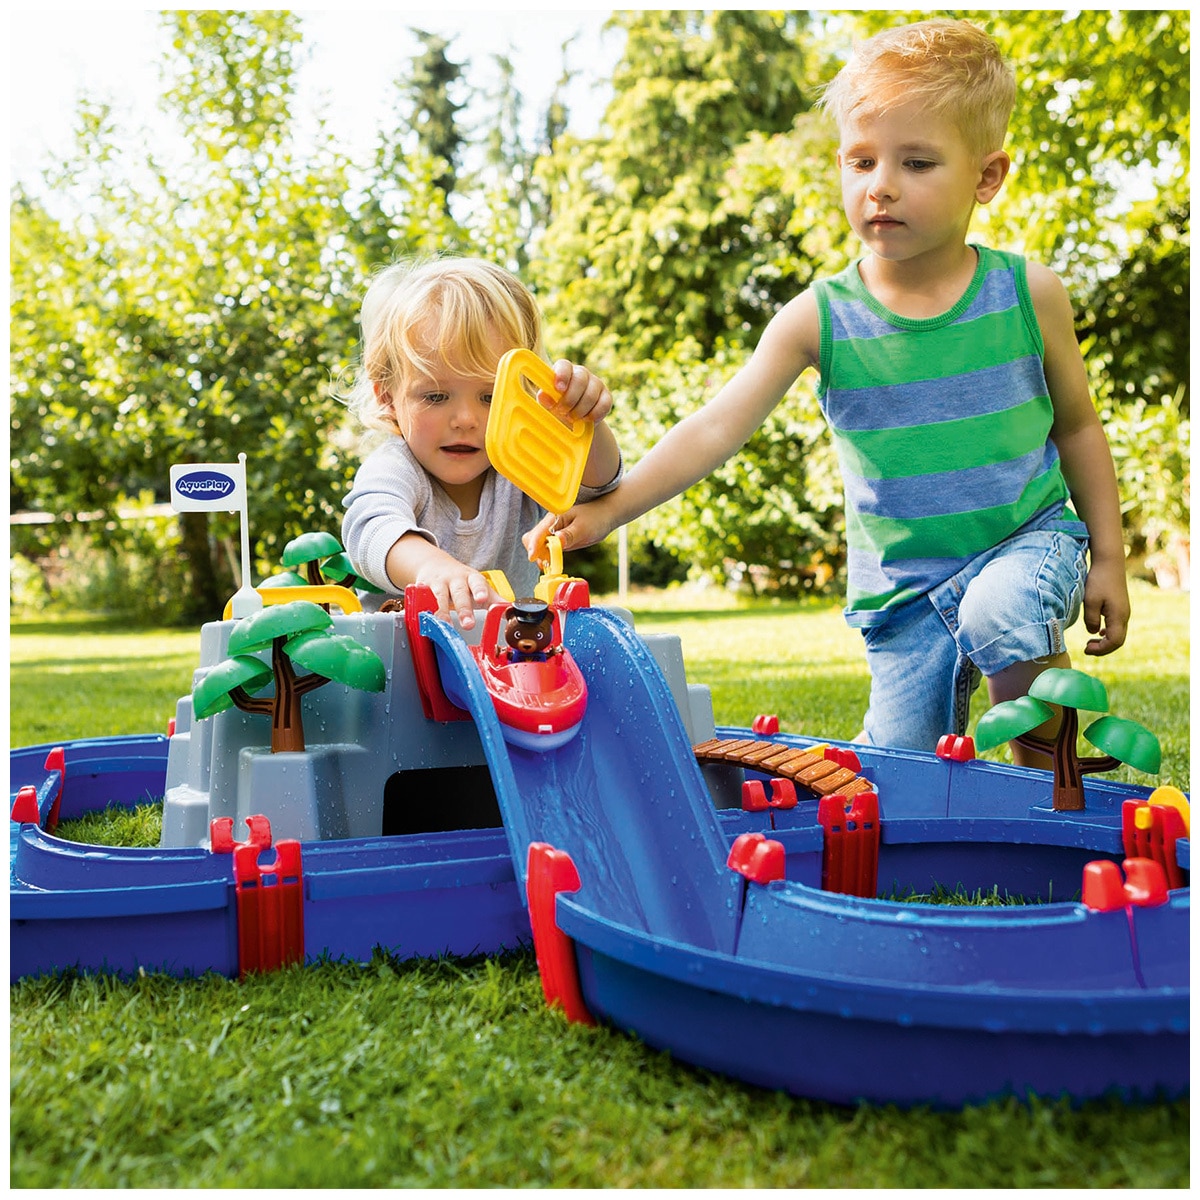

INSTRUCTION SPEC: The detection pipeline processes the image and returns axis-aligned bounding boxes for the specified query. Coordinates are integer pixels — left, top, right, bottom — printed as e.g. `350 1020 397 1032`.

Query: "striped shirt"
814 245 1083 625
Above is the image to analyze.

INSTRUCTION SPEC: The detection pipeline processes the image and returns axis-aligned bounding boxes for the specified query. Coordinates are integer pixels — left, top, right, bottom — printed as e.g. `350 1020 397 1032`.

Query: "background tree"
9 11 1190 614
404 30 467 207
532 10 816 367
10 11 363 620
529 10 839 588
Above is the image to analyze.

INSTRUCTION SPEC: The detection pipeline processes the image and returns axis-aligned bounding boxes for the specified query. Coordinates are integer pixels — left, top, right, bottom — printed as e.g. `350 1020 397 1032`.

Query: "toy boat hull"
460 602 589 746
474 656 587 744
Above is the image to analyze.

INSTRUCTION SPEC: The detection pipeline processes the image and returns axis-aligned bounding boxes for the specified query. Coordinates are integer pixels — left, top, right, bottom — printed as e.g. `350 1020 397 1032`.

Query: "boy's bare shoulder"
1024 259 1070 305
1023 260 1076 333
761 288 821 373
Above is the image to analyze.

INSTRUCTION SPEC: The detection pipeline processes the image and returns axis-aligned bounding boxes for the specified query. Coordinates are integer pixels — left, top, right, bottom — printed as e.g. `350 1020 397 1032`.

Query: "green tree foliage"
528 11 833 586
10 11 1189 611
532 10 817 366
11 12 363 620
404 30 467 205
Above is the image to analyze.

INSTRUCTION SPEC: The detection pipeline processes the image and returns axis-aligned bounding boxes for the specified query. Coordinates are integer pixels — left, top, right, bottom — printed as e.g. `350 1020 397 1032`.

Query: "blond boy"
529 20 1129 759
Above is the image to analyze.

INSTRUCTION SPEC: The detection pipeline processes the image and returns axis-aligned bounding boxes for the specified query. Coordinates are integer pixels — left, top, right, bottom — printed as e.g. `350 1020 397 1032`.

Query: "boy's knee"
957 552 1080 674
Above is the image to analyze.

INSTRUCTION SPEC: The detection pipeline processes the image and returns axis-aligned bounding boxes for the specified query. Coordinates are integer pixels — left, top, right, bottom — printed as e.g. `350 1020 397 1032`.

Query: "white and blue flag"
169 461 247 512
169 455 261 616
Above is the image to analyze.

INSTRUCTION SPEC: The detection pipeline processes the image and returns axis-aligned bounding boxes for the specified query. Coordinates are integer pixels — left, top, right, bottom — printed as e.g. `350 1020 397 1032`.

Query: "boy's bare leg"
986 652 1073 767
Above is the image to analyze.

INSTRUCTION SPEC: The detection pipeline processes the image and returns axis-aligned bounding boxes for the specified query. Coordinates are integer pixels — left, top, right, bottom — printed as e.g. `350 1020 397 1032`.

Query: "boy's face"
379 328 506 511
837 102 1008 267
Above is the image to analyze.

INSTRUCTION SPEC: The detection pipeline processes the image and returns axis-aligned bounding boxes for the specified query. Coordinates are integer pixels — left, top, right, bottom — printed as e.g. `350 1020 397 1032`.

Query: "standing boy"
528 19 1129 760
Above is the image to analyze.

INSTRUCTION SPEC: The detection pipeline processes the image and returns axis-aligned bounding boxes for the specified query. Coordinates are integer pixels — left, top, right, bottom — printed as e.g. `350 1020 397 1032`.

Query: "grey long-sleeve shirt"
341 437 621 601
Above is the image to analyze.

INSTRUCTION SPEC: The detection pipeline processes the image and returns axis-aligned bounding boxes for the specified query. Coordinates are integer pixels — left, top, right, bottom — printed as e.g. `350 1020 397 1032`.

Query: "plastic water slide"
423 605 1189 1108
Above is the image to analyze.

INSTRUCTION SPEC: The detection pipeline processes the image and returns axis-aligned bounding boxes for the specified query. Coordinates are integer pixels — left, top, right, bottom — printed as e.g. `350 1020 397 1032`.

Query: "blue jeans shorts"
858 528 1089 751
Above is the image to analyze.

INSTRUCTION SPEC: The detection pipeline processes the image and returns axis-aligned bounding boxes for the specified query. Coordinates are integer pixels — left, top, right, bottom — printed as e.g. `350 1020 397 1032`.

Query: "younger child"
342 257 622 628
527 19 1130 762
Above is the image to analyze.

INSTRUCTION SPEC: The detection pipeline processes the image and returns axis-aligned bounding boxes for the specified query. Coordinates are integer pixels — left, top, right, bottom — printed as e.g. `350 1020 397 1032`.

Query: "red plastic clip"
211 816 303 978
526 843 593 1025
727 832 786 884
936 735 975 762
1082 857 1170 912
1121 799 1187 891
232 839 305 978
42 747 66 832
823 745 862 773
10 786 40 824
752 714 780 736
740 778 798 813
210 814 272 855
818 791 880 898
167 717 177 737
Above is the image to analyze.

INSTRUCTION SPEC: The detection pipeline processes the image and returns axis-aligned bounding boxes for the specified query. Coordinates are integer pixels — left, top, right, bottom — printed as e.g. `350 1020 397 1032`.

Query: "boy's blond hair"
820 19 1016 156
348 257 545 437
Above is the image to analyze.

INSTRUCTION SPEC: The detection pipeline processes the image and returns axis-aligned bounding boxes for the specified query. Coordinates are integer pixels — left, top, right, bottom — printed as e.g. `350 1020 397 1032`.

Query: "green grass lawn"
8 583 1191 1187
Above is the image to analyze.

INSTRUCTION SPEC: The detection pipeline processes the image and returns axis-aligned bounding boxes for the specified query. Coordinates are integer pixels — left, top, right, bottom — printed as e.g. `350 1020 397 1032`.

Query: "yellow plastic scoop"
487 348 594 514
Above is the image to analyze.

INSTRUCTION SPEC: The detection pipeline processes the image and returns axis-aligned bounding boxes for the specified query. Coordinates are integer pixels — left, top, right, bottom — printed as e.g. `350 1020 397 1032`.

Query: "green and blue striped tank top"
813 245 1083 625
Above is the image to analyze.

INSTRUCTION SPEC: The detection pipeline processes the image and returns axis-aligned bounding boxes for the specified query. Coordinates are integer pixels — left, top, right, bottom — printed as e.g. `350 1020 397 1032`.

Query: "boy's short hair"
349 257 545 437
820 18 1016 156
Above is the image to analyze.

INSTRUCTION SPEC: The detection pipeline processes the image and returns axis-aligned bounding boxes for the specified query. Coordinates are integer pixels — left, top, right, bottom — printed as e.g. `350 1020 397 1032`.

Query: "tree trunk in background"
178 510 224 622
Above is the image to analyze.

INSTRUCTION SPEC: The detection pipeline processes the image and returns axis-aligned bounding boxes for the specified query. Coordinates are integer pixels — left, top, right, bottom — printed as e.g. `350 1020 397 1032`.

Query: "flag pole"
230 453 262 618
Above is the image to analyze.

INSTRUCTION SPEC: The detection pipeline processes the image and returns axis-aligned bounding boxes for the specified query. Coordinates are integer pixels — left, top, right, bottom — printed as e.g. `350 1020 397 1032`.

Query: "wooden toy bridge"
693 738 875 799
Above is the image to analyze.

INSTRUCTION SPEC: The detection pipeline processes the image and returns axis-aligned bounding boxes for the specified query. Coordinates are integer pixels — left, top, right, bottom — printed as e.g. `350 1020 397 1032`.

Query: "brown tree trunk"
270 636 306 753
178 510 224 622
1049 707 1084 810
267 637 329 753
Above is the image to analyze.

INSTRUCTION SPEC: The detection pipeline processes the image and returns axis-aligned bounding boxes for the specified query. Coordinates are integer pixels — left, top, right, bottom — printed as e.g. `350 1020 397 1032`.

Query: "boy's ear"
976 150 1011 204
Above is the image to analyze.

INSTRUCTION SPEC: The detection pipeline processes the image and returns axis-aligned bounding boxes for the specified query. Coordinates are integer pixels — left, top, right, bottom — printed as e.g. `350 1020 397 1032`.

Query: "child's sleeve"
341 443 438 594
576 450 624 501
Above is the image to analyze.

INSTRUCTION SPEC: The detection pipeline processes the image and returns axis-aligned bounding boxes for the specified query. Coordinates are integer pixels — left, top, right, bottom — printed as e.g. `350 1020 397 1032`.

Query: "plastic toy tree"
974 667 1161 811
192 600 386 752
269 532 382 595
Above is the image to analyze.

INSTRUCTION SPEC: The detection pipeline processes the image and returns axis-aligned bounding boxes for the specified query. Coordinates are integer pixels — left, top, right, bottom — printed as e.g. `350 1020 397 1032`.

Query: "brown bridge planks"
693 738 874 799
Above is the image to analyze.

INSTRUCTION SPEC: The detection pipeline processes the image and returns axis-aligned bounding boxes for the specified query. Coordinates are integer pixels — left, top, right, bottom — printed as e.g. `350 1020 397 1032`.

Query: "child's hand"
523 498 618 563
1081 558 1130 656
540 360 612 425
414 561 506 631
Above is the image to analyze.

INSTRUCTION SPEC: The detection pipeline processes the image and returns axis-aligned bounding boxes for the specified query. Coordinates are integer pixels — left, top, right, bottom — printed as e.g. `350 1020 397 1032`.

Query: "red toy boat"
471 601 588 750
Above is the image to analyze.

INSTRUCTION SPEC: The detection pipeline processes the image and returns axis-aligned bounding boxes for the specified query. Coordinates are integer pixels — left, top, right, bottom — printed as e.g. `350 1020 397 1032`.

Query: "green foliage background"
9 10 1190 619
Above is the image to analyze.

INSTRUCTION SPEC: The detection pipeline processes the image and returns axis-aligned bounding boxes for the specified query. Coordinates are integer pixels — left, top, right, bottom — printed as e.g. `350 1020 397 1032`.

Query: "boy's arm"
1029 262 1130 656
527 290 821 554
384 534 506 631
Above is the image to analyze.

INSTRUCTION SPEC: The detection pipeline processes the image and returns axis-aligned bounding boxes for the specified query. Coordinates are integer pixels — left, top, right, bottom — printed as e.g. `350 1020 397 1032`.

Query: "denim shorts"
858 528 1089 751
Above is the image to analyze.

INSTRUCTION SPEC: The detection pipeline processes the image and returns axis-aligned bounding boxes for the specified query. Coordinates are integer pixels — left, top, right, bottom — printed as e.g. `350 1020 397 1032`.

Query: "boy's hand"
414 561 506 631
523 499 618 563
1081 558 1130 656
540 360 612 425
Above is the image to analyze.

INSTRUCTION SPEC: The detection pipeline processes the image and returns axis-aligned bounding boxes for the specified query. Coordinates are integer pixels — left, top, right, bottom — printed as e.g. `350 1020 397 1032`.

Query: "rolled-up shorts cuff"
946 529 1088 676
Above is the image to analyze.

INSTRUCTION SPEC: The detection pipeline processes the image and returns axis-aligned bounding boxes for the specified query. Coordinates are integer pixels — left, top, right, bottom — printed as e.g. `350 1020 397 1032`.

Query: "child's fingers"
1083 603 1128 656
523 512 560 561
442 572 493 631
544 361 611 423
